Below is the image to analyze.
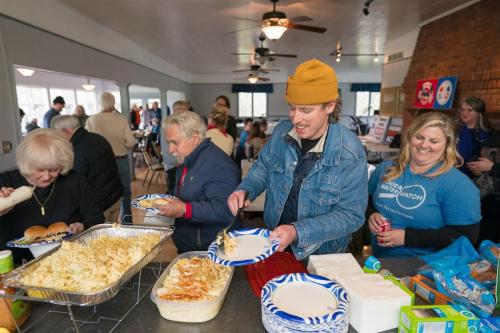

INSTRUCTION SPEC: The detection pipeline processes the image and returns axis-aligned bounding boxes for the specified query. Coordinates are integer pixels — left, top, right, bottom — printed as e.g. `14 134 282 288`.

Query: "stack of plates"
261 273 349 333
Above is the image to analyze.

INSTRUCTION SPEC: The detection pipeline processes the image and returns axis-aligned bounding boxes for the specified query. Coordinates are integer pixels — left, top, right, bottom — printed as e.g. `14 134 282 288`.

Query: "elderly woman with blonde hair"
0 129 104 263
368 112 481 258
206 105 234 156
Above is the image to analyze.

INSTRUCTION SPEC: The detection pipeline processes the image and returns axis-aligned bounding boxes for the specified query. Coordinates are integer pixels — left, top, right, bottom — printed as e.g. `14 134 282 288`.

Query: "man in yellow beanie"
228 59 368 260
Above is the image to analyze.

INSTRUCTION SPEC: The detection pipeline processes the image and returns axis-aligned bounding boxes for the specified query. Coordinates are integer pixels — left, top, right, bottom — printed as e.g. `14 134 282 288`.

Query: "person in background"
142 103 152 127
206 105 234 156
130 104 141 130
234 118 253 168
159 111 239 253
466 130 500 243
0 129 103 263
51 115 123 223
43 96 65 128
151 101 162 122
19 108 25 122
86 92 135 223
215 95 237 143
368 112 481 258
245 122 267 160
259 118 268 137
73 105 89 129
457 97 491 177
25 118 40 132
172 100 190 115
228 59 367 260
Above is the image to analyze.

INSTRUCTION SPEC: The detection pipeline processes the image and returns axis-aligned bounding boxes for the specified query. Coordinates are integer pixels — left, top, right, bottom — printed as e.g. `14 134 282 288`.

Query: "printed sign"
433 76 458 109
414 79 438 109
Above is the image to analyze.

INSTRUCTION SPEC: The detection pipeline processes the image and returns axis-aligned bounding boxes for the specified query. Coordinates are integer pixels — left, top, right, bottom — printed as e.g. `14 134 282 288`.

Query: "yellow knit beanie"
285 59 339 105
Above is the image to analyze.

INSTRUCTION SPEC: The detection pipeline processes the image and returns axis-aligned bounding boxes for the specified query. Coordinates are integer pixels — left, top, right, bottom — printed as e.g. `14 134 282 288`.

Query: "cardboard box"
409 274 453 305
399 305 480 333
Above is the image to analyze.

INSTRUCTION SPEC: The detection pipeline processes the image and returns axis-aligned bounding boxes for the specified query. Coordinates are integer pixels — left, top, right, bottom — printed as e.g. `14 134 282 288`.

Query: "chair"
142 148 165 191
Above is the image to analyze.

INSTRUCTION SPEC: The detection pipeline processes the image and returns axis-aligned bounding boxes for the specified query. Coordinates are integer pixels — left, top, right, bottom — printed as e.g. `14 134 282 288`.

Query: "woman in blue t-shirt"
368 112 481 258
457 97 491 177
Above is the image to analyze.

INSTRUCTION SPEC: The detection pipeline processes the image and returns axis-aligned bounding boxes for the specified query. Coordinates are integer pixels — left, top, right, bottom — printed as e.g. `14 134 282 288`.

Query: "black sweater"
71 127 123 211
0 169 104 263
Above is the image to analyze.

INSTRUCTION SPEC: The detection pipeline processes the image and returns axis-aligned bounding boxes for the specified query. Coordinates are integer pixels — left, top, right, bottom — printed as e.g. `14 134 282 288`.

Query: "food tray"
3 223 173 306
151 251 234 323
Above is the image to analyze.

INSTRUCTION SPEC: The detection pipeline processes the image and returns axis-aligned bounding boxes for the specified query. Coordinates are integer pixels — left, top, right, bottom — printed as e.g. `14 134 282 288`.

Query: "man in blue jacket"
228 59 368 260
158 111 239 253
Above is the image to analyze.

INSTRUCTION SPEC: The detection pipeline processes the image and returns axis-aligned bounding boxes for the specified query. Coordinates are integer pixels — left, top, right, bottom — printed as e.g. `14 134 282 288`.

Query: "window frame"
355 91 380 117
237 92 267 118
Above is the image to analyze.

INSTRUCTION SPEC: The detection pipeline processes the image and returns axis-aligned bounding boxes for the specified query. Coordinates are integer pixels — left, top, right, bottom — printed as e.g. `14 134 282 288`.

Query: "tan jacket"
86 112 135 157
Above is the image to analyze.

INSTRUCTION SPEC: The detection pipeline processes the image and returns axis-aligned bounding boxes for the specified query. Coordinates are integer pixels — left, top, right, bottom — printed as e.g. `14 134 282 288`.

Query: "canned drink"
363 255 382 273
379 218 392 233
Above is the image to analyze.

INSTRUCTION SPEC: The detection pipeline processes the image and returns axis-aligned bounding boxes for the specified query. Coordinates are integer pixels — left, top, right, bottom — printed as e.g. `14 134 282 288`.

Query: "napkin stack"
307 253 363 280
335 273 412 333
307 253 412 333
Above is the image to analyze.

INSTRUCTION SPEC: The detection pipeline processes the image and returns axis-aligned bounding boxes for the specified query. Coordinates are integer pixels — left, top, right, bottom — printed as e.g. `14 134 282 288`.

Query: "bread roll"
0 186 32 213
48 222 68 236
24 225 48 241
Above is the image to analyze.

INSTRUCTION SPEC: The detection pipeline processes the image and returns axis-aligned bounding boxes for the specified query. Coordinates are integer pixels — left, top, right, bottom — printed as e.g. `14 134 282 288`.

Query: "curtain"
350 83 381 92
231 84 274 93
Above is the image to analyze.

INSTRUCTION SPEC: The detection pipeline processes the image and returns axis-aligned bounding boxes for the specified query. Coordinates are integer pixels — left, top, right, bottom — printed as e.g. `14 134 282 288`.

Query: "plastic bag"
432 270 496 318
479 240 500 268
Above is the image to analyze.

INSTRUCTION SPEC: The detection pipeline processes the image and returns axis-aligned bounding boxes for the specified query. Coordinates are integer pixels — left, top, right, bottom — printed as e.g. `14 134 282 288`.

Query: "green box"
398 304 480 333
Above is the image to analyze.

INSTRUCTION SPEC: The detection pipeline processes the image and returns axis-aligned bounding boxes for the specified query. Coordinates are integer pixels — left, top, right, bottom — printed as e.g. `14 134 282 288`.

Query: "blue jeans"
116 157 132 223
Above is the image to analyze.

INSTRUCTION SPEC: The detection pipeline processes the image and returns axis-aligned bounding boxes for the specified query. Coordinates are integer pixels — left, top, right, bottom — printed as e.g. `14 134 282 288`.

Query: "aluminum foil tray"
3 223 173 306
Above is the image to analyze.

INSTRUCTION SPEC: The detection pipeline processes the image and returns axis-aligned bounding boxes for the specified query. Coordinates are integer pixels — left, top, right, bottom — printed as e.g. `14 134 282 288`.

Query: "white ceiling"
13 0 477 83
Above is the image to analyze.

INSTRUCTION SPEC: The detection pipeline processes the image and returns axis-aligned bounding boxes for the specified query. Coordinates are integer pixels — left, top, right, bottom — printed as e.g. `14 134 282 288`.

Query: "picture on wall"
433 76 458 109
414 78 438 109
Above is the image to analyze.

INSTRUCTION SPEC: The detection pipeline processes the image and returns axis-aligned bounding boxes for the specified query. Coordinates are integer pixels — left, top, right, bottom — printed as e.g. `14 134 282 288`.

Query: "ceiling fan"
232 64 280 75
247 73 270 83
231 0 327 40
232 34 297 65
329 43 383 62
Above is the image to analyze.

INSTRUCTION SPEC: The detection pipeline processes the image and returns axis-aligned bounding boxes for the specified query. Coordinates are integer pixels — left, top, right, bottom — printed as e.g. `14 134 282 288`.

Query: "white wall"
381 28 419 88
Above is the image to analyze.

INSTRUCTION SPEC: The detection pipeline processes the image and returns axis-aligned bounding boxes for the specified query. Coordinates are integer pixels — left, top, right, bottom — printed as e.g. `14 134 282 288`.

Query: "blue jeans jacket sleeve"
292 154 368 249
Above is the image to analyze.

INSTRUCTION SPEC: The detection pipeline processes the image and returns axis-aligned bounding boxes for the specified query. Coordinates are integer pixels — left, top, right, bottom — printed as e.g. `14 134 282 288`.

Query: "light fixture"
373 55 379 62
16 67 35 77
261 23 287 41
82 78 95 91
336 56 341 63
248 75 259 84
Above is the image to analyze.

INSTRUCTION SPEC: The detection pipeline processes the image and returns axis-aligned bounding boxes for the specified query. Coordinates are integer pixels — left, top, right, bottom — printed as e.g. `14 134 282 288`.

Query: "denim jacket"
237 120 368 260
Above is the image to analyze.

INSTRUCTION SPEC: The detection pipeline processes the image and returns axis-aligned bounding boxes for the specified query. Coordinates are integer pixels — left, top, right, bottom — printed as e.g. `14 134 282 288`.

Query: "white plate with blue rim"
208 228 279 266
261 273 350 333
131 194 176 214
7 233 73 249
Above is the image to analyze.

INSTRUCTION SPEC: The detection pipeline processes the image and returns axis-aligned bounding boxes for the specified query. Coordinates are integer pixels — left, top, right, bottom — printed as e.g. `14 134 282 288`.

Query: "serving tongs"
216 191 248 254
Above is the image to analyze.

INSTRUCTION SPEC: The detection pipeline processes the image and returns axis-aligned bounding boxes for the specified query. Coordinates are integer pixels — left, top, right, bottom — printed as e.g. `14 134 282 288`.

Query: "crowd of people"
1 58 498 265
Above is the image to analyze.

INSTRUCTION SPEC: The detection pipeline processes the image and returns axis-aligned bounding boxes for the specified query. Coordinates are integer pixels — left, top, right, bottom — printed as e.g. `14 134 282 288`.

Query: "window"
238 92 267 118
355 91 380 116
147 98 160 108
49 88 76 115
76 90 98 115
16 85 50 131
130 98 143 108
